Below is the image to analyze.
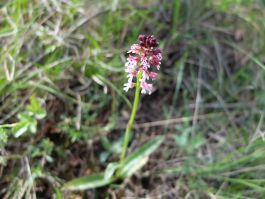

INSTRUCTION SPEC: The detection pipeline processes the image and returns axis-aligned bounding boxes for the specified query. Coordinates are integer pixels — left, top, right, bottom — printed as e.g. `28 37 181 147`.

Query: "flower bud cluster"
124 35 162 94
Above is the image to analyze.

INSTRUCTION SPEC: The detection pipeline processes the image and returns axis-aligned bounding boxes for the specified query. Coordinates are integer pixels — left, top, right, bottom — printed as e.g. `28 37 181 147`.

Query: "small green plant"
30 138 54 163
0 96 46 148
99 136 123 163
63 35 164 190
174 125 204 155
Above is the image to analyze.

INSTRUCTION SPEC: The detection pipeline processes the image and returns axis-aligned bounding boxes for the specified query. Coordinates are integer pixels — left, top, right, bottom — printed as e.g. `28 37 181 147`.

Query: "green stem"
120 74 141 164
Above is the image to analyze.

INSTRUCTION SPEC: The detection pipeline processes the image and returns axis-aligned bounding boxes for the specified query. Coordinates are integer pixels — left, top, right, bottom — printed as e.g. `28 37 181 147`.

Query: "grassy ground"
1 0 265 198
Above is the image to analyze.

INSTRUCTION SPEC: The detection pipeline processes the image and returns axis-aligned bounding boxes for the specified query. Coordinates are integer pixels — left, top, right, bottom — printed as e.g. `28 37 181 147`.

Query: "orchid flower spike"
124 35 162 95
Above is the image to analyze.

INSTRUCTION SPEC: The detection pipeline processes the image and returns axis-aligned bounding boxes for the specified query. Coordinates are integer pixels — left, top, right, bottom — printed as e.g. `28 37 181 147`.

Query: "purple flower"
124 35 162 94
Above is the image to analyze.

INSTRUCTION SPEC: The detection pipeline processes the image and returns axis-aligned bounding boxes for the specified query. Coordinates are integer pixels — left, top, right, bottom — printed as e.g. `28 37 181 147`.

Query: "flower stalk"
120 72 142 164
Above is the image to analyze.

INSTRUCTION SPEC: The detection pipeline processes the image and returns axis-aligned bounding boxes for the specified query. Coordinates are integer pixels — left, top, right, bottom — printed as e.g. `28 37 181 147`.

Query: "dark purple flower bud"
138 35 146 42
146 40 151 47
149 38 158 47
138 34 160 48
153 48 161 55
140 41 146 47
